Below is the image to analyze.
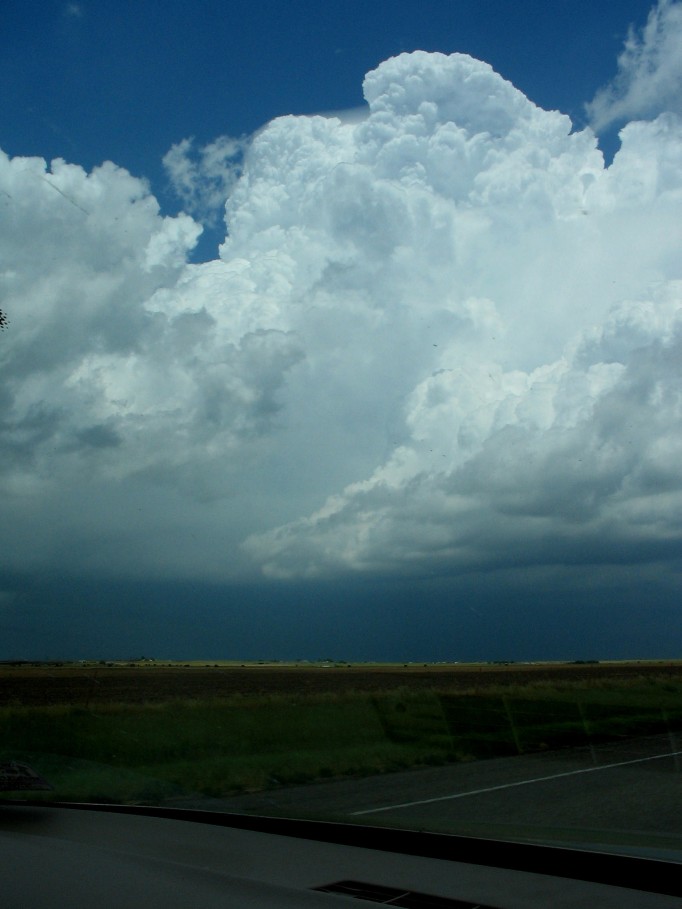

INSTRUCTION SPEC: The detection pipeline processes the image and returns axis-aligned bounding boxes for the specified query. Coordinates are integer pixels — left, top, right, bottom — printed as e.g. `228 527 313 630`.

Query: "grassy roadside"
2 675 682 805
1 694 440 803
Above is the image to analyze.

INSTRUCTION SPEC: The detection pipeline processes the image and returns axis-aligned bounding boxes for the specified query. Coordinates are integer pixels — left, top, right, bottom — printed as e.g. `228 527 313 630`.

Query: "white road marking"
349 749 682 816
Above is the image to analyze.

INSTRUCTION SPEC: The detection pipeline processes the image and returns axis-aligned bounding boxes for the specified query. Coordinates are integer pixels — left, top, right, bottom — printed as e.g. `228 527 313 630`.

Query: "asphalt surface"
166 733 682 850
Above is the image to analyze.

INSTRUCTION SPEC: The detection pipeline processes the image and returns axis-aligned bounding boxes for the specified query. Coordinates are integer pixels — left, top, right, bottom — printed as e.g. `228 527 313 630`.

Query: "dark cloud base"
1 574 679 663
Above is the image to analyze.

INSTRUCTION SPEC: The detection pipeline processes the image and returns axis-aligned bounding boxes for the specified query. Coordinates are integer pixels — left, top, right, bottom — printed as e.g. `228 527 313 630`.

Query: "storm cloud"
1 46 681 599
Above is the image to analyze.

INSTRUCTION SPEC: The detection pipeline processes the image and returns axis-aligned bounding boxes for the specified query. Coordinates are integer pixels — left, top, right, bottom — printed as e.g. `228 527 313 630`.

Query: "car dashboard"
1 802 680 908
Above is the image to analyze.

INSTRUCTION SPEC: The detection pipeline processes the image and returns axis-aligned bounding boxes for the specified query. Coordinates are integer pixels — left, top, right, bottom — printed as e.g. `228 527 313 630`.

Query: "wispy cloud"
163 135 249 227
587 0 682 132
64 3 84 18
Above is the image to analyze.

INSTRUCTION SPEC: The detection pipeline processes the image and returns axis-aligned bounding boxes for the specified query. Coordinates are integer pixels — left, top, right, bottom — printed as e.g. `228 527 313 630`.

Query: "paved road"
167 733 682 848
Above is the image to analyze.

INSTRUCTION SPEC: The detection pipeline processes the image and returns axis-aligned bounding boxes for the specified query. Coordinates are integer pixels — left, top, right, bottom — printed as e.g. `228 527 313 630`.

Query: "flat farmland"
3 660 682 707
3 660 682 805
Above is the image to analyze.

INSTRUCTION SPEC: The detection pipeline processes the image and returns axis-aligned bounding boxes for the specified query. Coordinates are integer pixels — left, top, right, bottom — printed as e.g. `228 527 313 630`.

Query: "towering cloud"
1 49 681 590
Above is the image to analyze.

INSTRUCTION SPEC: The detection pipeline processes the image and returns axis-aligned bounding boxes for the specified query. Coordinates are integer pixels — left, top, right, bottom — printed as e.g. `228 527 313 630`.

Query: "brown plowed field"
2 661 682 707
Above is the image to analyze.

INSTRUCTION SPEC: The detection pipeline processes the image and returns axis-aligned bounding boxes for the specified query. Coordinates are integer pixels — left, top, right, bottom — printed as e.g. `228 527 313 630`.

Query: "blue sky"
1 1 682 660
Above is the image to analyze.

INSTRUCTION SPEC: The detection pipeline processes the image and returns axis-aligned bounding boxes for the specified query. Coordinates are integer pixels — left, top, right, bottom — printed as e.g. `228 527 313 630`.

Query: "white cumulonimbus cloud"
587 0 682 132
1 47 681 586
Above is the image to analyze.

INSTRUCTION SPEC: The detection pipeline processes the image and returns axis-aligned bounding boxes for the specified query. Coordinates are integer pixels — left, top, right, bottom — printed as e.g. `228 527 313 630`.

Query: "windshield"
2 0 682 861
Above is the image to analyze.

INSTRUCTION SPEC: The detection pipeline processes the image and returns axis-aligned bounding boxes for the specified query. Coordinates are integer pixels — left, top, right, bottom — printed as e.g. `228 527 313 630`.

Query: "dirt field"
2 661 682 707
